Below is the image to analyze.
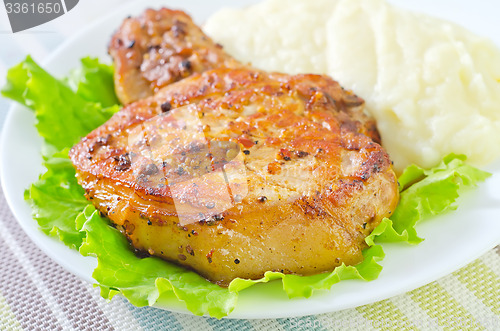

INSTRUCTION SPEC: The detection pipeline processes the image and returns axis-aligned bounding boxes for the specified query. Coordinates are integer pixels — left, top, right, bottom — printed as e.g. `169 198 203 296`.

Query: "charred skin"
109 8 238 105
70 66 399 286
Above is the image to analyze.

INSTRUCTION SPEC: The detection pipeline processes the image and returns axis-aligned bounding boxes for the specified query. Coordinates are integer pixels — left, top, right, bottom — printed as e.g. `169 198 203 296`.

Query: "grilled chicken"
70 9 399 286
109 8 238 105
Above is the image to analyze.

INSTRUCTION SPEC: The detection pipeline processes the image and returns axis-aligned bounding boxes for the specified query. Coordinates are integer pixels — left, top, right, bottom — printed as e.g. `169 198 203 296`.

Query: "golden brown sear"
70 9 399 286
109 8 238 105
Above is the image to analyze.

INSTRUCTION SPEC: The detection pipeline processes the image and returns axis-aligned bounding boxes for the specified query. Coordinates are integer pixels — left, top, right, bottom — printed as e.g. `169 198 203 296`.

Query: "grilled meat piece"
109 8 238 105
70 64 399 285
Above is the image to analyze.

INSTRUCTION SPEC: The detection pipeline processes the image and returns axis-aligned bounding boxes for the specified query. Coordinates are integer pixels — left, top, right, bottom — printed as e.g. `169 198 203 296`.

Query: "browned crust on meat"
71 8 399 286
109 8 238 104
70 67 398 285
70 68 382 199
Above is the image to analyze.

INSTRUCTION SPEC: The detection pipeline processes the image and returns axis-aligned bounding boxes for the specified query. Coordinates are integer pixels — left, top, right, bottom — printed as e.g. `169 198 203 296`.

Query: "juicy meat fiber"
70 9 399 286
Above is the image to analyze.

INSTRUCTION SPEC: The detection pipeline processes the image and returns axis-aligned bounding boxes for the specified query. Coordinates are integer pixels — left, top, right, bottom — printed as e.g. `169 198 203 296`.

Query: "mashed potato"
204 0 335 75
204 0 500 172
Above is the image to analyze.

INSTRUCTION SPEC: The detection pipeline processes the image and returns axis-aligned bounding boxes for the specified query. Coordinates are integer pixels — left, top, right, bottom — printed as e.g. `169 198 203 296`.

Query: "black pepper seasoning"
180 60 192 71
257 196 268 203
114 153 131 171
295 150 309 158
186 246 194 256
160 101 172 113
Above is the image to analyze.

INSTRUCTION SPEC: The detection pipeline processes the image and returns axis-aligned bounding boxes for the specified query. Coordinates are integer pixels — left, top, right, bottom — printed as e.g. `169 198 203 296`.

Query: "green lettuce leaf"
3 56 120 247
24 149 87 249
66 57 120 107
1 55 118 151
78 205 239 318
366 154 491 245
229 245 385 297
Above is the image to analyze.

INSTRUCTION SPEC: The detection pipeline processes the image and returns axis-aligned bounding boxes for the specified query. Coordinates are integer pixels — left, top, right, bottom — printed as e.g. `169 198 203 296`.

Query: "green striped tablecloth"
0 1 499 329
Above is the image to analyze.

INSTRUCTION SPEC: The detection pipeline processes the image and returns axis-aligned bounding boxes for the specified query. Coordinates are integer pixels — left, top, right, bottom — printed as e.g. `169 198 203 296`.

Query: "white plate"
1 0 500 319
